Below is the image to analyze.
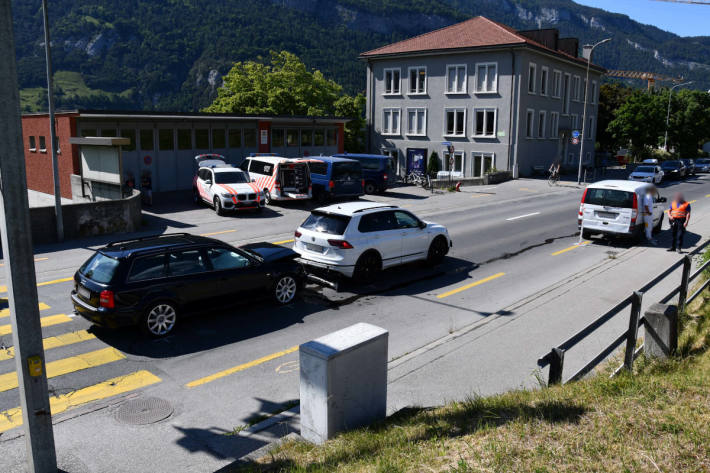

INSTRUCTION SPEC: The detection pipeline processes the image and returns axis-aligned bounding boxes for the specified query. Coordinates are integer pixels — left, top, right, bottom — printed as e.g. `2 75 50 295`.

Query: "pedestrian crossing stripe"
0 347 125 393
0 330 96 362
0 313 72 336
0 302 51 319
0 370 162 433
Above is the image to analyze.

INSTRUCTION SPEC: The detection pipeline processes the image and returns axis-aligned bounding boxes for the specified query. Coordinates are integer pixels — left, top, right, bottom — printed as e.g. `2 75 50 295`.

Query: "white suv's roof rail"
352 205 398 214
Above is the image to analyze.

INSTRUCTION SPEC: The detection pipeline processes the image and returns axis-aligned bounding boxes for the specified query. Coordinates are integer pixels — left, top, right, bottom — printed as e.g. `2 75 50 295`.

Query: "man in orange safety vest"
668 192 691 253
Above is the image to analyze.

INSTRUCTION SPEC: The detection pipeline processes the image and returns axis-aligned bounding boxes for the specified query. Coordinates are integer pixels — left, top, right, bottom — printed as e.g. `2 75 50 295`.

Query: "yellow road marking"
0 330 96 362
551 240 591 256
0 257 48 267
0 370 161 433
272 239 294 245
0 313 72 336
436 272 506 299
689 200 697 204
706 194 710 198
200 229 237 237
0 302 50 319
470 194 491 198
0 277 74 294
0 347 125 393
186 346 299 388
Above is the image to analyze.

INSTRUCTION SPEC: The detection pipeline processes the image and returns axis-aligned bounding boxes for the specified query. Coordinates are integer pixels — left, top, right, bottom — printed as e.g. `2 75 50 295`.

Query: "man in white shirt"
642 187 657 245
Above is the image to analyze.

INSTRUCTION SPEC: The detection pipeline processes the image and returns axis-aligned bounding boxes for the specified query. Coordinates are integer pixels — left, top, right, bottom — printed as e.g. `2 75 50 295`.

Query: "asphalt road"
1 174 709 447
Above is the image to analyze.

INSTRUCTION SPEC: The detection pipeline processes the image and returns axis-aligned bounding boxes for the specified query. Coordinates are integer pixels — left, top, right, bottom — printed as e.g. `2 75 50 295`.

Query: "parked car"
579 180 666 240
301 156 364 202
333 153 395 194
192 155 265 215
660 160 686 179
680 159 696 176
628 165 663 184
695 158 710 173
293 202 452 282
71 233 304 337
240 155 312 204
641 158 659 165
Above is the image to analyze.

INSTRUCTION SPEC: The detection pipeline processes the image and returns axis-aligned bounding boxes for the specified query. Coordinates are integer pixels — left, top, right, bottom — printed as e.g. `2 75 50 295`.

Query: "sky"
574 0 710 37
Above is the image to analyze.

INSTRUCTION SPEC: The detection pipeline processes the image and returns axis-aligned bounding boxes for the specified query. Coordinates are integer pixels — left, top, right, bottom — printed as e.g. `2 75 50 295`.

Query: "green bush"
426 151 440 177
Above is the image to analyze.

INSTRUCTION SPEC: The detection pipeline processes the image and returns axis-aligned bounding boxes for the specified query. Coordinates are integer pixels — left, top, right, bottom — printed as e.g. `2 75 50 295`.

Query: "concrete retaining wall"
30 189 142 245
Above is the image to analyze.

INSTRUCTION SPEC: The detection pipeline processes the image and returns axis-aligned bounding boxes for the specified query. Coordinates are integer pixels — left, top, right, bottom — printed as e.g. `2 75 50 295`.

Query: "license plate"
596 211 617 219
305 243 324 253
78 285 91 299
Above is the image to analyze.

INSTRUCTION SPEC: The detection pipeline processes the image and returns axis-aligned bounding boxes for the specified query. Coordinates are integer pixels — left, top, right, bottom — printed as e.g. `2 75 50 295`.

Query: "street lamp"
664 81 693 151
578 37 611 185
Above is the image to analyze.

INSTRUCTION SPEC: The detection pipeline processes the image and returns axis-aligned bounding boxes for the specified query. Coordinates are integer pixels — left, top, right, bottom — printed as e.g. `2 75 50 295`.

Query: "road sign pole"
0 1 58 471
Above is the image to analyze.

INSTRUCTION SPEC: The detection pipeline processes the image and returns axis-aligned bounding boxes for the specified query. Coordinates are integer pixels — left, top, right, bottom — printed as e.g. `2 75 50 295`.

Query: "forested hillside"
11 0 710 112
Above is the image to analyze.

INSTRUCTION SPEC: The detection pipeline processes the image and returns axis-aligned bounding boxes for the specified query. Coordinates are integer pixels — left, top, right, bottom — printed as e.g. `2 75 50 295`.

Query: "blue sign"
572 130 581 139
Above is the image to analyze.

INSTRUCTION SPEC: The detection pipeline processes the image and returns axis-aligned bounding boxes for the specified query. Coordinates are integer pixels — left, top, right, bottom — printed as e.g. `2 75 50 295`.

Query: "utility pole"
42 0 64 241
0 1 58 471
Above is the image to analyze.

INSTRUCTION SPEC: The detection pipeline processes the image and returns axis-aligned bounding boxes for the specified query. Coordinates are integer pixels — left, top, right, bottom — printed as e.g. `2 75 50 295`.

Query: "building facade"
361 17 605 178
21 111 347 197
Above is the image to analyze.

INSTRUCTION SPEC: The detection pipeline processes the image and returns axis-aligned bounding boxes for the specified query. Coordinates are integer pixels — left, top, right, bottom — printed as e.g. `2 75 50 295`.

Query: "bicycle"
548 170 560 186
406 171 426 186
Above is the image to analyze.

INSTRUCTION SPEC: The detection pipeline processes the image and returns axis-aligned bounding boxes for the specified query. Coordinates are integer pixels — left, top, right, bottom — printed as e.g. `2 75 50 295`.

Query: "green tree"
607 90 666 159
427 151 441 177
334 94 366 153
667 89 710 157
597 83 632 152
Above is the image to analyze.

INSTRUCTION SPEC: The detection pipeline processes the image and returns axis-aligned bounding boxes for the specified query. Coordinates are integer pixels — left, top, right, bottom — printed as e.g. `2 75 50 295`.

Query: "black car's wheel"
353 251 381 284
141 301 177 338
192 188 201 205
426 236 449 266
364 181 377 194
273 274 298 304
214 197 225 216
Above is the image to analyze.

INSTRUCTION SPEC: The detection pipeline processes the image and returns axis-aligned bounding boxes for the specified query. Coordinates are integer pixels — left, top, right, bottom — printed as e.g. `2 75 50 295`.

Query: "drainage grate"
115 397 173 425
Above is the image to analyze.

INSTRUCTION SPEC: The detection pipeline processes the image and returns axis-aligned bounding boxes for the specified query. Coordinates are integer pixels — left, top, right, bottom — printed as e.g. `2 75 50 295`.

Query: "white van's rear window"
584 189 634 209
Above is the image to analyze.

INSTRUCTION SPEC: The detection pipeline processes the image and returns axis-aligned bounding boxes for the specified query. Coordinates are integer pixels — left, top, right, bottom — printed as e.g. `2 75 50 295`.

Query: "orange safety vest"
670 201 690 220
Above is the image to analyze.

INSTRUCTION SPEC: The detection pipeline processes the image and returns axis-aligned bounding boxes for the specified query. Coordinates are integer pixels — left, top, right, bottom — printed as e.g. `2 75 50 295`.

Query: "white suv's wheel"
426 236 449 266
353 252 381 283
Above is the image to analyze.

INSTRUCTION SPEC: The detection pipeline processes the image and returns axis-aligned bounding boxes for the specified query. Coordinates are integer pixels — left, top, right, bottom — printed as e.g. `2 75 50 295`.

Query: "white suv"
192 155 265 215
293 202 452 282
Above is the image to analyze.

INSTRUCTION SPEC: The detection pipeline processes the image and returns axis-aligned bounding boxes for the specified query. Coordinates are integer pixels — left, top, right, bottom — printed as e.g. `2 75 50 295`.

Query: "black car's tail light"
100 290 115 309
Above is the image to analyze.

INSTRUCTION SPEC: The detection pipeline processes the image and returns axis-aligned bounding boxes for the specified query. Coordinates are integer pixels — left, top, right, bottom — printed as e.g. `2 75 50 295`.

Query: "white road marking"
506 212 541 221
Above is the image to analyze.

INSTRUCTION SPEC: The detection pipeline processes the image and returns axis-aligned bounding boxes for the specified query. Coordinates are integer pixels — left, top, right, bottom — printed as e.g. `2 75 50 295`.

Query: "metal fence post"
624 291 643 371
678 255 691 312
548 348 565 385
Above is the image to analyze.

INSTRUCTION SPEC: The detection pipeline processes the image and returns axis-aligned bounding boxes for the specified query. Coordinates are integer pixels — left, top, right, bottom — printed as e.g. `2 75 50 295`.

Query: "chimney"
518 29 559 50
557 38 579 58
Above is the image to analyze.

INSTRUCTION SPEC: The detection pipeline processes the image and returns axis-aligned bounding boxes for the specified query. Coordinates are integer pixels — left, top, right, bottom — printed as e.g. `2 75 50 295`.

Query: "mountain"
11 0 710 112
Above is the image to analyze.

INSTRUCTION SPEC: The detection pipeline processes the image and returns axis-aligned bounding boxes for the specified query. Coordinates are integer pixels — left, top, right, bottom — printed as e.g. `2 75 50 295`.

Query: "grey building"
360 16 605 178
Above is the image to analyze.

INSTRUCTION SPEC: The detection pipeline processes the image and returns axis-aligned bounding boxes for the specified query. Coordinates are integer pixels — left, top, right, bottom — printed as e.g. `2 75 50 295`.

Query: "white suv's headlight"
221 193 232 198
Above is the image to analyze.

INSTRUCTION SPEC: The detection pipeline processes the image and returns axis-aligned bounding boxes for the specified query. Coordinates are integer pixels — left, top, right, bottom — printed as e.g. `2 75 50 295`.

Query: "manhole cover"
115 397 173 425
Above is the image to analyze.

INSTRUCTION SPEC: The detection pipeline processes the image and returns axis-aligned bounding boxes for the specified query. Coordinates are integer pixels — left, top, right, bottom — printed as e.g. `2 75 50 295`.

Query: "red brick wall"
21 113 79 199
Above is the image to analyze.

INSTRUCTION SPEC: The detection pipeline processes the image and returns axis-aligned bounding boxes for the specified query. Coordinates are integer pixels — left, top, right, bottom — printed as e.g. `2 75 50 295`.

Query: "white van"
579 180 666 240
241 155 312 204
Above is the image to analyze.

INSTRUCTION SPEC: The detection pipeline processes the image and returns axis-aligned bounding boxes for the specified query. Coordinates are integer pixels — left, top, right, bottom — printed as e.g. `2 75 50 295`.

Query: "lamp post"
577 37 611 185
664 81 693 152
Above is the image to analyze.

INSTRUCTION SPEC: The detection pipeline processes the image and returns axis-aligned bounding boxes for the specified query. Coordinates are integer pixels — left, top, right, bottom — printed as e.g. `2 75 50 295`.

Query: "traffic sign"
572 138 580 145
572 130 580 139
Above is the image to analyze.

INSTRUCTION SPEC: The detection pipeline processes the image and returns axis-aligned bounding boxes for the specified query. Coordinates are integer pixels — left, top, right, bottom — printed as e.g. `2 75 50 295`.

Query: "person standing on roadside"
642 186 657 245
668 192 690 253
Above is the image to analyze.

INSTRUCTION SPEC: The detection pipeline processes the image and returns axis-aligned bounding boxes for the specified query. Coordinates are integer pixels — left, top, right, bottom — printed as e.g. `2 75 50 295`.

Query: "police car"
192 154 265 215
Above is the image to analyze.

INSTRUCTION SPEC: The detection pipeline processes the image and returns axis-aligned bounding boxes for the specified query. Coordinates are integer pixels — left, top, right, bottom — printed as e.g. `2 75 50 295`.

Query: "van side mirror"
205 179 212 186
418 220 427 229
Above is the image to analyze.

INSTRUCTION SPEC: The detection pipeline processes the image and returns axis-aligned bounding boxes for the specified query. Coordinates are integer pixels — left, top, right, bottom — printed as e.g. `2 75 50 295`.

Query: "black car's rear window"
584 189 635 209
333 162 361 180
301 212 351 235
80 252 120 284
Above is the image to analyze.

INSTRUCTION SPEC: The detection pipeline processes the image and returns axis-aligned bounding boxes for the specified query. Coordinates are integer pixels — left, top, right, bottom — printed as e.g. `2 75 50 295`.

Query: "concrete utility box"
644 303 678 359
69 136 129 201
299 323 388 444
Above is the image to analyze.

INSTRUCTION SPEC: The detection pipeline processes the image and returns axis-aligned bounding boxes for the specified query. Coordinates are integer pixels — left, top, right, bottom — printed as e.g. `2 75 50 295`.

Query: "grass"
234 301 710 472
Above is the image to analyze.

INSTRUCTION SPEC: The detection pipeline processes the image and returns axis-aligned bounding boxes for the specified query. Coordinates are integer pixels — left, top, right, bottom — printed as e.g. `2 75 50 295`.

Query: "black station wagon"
71 233 304 337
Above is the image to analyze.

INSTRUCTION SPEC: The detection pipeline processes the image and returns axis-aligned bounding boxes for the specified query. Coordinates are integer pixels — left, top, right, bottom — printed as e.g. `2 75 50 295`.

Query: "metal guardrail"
537 240 710 385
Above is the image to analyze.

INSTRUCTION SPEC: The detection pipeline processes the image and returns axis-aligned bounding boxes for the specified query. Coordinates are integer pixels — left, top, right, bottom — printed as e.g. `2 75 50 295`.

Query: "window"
571 114 579 130
308 160 328 175
326 129 337 146
168 250 208 276
286 129 299 146
248 160 273 176
538 110 547 139
80 252 120 284
472 152 494 177
550 112 560 139
212 128 226 148
587 116 595 140
158 129 174 150
128 254 166 282
408 66 426 95
301 129 313 147
540 67 549 96
444 151 464 173
406 108 426 136
120 129 136 151
572 75 581 102
206 248 251 270
552 70 562 98
303 211 351 235
272 129 285 147
195 129 209 149
384 68 401 95
358 211 397 233
244 129 256 147
100 128 116 137
29 136 36 151
586 152 592 163
393 211 421 229
140 129 154 150
314 129 325 146
80 128 96 137
39 136 46 152
473 108 496 138
214 171 249 184
228 129 241 148
563 73 571 114
444 108 466 137
528 63 537 94
475 63 497 93
591 81 598 104
526 109 535 139
382 108 401 135
446 64 467 94
177 129 192 150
